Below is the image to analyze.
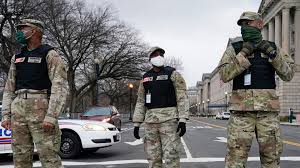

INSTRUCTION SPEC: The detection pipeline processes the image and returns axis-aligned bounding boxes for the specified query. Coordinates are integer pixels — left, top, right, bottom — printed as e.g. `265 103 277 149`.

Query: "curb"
280 123 300 127
122 120 132 124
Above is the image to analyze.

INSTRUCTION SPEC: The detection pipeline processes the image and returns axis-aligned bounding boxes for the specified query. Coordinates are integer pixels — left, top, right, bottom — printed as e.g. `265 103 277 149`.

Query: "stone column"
282 7 290 54
295 7 300 65
262 26 268 40
268 19 275 42
275 14 282 47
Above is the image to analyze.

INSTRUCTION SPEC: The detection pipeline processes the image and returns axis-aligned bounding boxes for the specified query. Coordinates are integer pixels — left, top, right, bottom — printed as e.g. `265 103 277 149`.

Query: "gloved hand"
133 126 140 139
241 42 255 57
1 120 11 130
177 122 186 137
258 40 277 59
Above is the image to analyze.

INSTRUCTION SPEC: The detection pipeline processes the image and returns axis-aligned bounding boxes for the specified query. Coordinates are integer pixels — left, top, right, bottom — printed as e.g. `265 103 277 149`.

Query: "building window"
291 26 295 46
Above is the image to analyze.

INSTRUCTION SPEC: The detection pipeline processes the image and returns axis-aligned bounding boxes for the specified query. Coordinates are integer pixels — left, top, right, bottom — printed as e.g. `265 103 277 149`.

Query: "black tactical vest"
231 41 276 90
15 44 54 91
143 66 177 109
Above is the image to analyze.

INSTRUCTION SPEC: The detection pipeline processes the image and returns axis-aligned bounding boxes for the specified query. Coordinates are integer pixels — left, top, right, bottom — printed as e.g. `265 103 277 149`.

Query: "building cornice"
261 0 300 25
262 0 283 24
259 0 277 14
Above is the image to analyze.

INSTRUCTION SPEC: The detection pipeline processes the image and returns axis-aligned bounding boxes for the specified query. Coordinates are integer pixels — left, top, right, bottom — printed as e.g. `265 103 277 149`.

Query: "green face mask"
241 26 262 45
16 31 28 46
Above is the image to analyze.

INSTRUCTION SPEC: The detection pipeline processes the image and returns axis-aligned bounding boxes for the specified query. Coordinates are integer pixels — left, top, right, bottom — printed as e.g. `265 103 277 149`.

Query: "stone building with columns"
193 0 300 116
195 39 236 116
187 86 198 105
259 0 300 115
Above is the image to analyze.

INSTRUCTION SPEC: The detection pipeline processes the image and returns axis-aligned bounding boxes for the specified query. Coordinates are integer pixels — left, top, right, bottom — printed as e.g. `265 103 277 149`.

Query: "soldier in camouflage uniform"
133 47 189 168
1 19 68 168
218 12 295 168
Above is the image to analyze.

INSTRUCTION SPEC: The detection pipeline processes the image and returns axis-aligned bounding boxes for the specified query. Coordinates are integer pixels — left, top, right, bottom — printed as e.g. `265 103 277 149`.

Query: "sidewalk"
280 122 300 127
192 116 300 127
122 118 132 124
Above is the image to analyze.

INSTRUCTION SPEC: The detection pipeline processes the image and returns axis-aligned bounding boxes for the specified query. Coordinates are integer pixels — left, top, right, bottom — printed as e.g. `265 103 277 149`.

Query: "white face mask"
150 56 165 67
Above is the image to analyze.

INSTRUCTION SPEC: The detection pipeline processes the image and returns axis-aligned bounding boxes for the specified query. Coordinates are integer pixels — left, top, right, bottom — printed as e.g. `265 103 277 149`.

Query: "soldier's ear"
257 20 264 30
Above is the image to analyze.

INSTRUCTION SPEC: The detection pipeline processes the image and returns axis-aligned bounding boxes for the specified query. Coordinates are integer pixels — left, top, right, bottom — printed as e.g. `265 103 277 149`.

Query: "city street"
0 1 299 168
0 118 300 168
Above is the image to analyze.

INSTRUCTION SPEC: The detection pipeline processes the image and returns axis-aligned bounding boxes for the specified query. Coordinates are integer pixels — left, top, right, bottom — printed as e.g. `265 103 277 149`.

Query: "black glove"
241 42 255 57
177 122 186 137
133 127 140 139
258 40 277 59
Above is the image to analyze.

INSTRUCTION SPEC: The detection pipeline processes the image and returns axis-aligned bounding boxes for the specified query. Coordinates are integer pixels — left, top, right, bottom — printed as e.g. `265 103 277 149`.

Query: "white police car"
0 118 121 159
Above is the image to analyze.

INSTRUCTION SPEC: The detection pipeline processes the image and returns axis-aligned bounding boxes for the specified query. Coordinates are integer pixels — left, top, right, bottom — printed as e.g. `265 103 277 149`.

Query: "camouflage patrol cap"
148 46 165 57
237 11 262 26
16 19 45 33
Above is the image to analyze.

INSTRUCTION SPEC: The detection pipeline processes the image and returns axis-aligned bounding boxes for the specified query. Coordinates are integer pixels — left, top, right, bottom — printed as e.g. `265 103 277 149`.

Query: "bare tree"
165 56 184 72
0 0 43 73
98 79 130 105
98 78 140 112
0 0 148 112
33 0 147 112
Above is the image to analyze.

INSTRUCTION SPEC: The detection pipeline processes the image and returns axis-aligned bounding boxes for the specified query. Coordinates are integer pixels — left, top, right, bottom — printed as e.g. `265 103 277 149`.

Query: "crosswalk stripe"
2 157 300 167
181 137 192 158
191 119 300 148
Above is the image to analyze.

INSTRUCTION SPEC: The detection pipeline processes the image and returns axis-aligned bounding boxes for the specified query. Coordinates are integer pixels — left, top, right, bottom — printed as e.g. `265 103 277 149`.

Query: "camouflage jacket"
1 49 69 125
133 70 189 126
218 40 295 112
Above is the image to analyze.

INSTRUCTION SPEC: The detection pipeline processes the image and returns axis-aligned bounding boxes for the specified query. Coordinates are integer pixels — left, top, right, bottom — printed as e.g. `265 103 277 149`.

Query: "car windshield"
224 112 230 115
83 107 111 116
59 113 70 119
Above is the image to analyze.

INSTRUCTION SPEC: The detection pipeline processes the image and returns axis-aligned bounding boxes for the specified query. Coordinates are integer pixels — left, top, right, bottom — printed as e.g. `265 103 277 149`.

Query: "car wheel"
59 131 81 159
83 147 100 153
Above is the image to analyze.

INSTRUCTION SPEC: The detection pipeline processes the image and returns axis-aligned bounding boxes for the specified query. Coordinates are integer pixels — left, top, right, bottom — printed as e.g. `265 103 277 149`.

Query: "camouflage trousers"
144 119 181 168
11 97 63 168
225 111 283 168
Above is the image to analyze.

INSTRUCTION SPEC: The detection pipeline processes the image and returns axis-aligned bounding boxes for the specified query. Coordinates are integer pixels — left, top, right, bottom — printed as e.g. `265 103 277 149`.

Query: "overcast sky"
86 0 261 87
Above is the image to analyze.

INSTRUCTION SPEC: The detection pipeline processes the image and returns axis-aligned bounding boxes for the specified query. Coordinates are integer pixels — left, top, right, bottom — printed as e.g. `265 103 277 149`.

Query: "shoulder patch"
15 57 25 63
143 77 153 82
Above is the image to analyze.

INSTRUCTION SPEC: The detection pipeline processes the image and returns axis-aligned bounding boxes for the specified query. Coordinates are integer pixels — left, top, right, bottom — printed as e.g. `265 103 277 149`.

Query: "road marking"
2 157 300 167
214 137 227 143
121 127 134 133
191 119 300 148
191 126 213 129
181 137 193 158
283 140 300 148
124 138 144 146
190 119 227 129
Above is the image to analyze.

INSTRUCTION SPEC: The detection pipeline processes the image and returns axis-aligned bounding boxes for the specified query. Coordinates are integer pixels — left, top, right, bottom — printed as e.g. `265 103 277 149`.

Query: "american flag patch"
143 77 153 82
15 57 25 63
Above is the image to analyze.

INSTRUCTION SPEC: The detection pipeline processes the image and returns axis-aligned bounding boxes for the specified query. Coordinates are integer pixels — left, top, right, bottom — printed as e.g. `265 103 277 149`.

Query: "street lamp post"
202 101 205 116
225 92 228 112
207 99 210 117
129 83 134 121
94 58 101 106
197 103 200 116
